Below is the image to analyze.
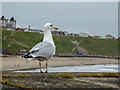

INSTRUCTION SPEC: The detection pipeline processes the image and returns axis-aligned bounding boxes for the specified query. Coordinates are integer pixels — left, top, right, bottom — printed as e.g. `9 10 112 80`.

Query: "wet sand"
1 56 118 71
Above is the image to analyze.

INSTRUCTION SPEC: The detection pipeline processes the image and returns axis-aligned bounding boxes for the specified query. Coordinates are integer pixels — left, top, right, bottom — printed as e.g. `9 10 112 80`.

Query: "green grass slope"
2 30 118 56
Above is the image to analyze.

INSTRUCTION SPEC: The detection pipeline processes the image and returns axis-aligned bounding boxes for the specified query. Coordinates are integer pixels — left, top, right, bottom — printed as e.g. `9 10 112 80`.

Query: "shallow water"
14 64 118 73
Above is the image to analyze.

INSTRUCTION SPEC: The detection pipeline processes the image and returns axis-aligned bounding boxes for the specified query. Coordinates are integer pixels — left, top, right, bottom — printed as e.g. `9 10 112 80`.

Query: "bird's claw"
45 71 48 73
40 71 44 73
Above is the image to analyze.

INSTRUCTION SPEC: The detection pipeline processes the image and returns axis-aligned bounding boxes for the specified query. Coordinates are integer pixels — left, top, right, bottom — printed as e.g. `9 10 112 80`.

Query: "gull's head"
44 23 58 31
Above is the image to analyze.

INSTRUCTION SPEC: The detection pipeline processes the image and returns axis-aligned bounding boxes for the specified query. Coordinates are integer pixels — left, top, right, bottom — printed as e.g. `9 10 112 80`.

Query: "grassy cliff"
2 30 118 56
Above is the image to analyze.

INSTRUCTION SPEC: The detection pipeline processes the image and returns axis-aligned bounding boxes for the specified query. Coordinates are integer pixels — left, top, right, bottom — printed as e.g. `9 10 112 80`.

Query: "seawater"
14 64 118 73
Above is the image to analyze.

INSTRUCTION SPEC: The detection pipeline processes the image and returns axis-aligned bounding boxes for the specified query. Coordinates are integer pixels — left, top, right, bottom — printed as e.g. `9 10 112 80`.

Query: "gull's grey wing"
29 41 55 58
29 42 43 53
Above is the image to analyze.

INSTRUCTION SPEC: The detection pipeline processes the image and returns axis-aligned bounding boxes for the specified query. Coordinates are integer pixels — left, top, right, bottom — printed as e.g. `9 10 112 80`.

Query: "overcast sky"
2 2 118 37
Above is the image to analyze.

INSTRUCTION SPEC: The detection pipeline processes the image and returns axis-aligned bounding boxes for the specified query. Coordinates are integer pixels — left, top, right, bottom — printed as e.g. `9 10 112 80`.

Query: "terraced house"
0 16 16 29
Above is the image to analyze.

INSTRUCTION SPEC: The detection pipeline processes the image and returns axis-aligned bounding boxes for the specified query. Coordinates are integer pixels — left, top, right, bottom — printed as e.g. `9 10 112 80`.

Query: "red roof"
21 28 24 30
105 34 116 39
105 34 113 37
16 28 24 30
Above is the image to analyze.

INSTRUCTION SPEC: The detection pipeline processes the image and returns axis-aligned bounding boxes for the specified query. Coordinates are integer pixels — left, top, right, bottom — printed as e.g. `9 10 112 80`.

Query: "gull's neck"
43 29 54 44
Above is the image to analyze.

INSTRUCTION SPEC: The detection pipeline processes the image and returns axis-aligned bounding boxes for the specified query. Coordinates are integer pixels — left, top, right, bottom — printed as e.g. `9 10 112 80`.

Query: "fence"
1 49 119 59
55 53 120 59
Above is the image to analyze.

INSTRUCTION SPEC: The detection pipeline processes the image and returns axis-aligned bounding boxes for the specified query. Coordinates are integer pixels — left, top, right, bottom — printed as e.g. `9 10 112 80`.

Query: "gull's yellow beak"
53 27 58 30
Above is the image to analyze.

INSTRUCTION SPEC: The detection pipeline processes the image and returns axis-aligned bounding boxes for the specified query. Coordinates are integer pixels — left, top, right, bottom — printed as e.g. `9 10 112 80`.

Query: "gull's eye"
50 25 53 27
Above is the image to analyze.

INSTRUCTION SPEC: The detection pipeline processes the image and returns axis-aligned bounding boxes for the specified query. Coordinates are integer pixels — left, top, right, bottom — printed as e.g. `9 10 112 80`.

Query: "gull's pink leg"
45 60 48 73
39 61 43 73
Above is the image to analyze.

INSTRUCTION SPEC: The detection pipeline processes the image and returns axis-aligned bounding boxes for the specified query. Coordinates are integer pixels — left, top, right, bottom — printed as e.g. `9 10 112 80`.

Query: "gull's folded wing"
29 41 53 54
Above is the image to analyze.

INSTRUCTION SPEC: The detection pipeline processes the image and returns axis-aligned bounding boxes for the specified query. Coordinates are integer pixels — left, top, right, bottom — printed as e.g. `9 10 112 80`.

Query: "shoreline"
2 56 118 71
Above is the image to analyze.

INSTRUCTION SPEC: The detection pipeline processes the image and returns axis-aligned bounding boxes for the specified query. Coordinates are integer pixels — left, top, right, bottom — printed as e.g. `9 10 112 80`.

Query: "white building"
79 33 89 37
24 28 30 32
0 16 16 29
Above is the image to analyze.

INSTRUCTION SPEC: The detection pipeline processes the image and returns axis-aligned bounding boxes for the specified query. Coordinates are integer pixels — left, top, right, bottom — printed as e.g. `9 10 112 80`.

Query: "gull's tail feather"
21 53 47 61
21 53 34 60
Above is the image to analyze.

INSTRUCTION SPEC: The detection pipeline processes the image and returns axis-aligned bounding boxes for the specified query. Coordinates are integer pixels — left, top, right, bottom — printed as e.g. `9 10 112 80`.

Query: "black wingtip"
22 56 24 58
22 54 34 59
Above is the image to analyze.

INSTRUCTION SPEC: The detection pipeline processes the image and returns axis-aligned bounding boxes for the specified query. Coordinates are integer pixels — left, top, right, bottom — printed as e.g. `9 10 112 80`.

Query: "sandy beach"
1 56 119 89
1 56 118 71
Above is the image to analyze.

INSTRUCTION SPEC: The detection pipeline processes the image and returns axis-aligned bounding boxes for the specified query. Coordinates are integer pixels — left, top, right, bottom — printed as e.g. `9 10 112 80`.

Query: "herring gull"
22 23 58 73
